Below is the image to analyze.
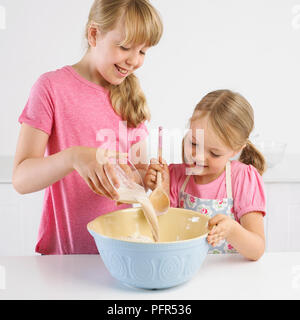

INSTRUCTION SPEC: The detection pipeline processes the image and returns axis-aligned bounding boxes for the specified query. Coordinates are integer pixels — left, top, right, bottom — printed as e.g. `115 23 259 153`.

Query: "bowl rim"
88 229 209 245
87 207 210 245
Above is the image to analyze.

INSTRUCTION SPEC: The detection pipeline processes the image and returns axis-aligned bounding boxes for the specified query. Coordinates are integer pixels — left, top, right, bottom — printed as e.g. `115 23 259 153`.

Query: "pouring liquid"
117 184 159 242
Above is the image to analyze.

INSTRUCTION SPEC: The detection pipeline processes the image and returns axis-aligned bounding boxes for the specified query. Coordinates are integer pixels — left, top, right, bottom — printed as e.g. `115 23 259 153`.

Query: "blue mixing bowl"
87 207 209 289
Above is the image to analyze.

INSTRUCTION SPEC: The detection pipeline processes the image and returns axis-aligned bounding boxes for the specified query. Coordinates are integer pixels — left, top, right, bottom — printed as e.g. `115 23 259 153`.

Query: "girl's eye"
210 152 221 157
119 45 146 55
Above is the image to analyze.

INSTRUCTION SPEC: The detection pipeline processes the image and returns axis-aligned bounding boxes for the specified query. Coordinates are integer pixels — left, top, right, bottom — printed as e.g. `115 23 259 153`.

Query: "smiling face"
184 115 242 181
88 20 149 86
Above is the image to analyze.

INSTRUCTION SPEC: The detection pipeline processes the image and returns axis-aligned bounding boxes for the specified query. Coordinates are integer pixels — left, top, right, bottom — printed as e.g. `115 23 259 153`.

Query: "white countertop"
1 154 300 184
0 253 300 300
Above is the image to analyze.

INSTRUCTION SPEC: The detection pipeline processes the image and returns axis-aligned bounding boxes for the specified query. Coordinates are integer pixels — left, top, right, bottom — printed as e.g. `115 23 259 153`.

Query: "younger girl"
12 0 163 255
145 90 266 261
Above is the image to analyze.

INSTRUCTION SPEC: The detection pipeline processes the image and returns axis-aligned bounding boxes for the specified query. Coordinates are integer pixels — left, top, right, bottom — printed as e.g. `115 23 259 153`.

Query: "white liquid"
117 183 159 242
139 196 159 242
117 184 147 203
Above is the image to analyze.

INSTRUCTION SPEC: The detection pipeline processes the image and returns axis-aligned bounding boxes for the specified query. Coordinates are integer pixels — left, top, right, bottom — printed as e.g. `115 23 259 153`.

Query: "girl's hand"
71 146 126 200
144 158 170 194
207 214 237 247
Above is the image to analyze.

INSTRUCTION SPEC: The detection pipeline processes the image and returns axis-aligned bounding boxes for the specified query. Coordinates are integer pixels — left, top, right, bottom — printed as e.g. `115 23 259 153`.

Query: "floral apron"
179 161 237 254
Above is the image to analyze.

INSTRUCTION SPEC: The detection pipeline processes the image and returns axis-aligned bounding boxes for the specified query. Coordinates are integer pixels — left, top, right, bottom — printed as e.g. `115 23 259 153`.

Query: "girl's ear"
231 144 246 159
87 25 99 47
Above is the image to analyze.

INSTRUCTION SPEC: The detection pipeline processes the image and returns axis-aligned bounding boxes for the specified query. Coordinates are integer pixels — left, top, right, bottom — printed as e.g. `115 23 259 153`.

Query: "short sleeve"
169 164 186 208
233 164 266 221
18 74 54 135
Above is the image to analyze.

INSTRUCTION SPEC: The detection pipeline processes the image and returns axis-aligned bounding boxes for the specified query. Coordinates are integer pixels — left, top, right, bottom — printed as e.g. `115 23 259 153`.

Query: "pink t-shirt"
18 65 148 255
169 161 266 222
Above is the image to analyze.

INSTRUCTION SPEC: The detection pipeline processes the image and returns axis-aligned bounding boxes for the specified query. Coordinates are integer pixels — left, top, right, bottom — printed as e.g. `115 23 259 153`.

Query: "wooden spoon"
149 126 170 215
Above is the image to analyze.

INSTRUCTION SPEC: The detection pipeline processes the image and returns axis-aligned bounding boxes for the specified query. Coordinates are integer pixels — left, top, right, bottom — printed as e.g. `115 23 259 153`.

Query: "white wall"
1 0 300 163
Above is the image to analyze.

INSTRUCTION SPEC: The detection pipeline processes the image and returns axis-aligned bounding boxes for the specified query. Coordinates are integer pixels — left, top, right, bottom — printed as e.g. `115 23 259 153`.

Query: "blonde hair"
84 0 163 127
184 89 266 175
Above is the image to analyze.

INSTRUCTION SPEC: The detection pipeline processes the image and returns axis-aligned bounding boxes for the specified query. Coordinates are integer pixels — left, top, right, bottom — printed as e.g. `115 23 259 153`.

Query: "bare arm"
227 212 265 261
13 123 121 199
12 123 74 194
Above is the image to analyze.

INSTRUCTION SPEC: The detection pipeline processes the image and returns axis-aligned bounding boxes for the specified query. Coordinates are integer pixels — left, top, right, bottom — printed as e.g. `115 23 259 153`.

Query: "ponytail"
239 140 266 175
107 73 150 128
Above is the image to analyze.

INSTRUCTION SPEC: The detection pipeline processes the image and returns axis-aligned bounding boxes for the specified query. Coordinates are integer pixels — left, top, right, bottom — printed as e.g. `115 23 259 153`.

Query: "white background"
1 0 300 162
0 1 300 256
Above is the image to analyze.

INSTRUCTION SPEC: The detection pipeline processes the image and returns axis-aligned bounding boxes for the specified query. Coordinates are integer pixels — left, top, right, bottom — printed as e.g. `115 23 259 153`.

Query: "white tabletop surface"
0 253 300 300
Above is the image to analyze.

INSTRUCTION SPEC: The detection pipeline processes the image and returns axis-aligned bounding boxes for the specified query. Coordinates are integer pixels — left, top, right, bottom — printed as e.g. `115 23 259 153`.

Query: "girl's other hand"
144 158 169 193
207 214 237 247
71 146 126 200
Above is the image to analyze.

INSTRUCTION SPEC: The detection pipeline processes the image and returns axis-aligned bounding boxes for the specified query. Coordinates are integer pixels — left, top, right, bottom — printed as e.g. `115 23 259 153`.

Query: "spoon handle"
157 126 163 187
157 171 162 187
158 126 163 163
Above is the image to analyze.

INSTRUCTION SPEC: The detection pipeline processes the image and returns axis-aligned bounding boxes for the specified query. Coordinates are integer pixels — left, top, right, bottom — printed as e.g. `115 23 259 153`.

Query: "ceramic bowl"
87 207 210 289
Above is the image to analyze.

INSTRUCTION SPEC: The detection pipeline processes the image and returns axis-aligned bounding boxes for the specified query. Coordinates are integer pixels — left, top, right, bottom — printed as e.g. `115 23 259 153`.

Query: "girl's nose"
192 148 207 164
126 51 142 68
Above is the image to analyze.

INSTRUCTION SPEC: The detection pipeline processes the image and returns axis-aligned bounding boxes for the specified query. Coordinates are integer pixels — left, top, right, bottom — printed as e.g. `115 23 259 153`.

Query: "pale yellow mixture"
117 184 159 242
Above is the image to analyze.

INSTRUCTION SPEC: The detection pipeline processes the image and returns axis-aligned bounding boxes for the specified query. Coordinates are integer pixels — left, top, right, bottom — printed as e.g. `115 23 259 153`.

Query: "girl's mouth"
192 163 208 168
185 163 208 175
115 64 128 76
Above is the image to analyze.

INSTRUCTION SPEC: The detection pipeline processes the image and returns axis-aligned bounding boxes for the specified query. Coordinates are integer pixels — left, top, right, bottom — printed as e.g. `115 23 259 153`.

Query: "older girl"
13 0 163 254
